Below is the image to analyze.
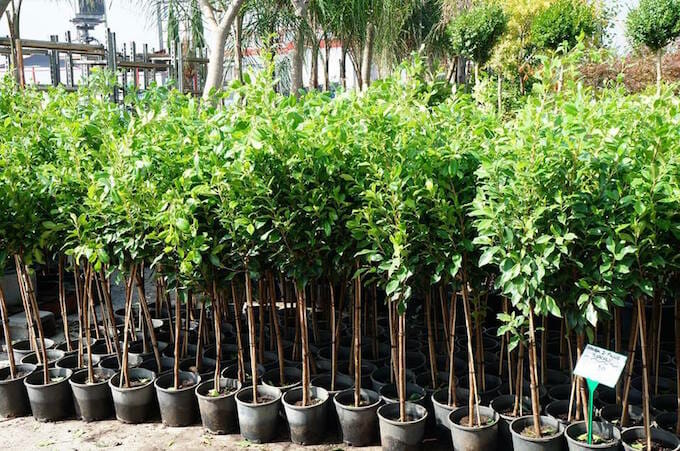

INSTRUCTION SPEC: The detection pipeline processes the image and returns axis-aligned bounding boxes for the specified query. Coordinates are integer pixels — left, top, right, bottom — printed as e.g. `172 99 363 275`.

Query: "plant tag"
573 344 627 388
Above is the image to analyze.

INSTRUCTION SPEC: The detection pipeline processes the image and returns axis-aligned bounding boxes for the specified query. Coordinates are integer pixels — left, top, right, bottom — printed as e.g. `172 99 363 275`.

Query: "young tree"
447 1 507 85
530 0 598 51
626 0 680 94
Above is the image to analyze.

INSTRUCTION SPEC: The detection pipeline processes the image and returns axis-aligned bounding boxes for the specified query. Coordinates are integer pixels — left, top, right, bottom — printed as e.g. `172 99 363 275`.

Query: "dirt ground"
0 416 451 451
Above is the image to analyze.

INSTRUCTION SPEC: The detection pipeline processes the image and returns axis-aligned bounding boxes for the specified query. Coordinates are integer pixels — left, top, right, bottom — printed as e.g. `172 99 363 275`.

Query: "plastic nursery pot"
377 401 428 451
221 363 265 387
179 357 216 380
656 412 678 433
509 415 565 451
24 367 74 422
334 388 381 446
139 356 176 374
449 405 500 451
234 384 283 444
9 339 55 361
491 394 533 450
262 367 302 394
21 349 65 368
545 400 577 431
652 394 678 415
380 382 427 407
311 372 354 396
282 386 330 445
0 364 36 418
431 387 468 432
195 378 242 434
109 367 156 424
564 421 621 451
620 426 680 451
371 366 415 393
56 339 93 355
154 371 201 427
98 354 142 371
55 354 84 371
459 374 503 405
69 368 115 422
598 403 643 428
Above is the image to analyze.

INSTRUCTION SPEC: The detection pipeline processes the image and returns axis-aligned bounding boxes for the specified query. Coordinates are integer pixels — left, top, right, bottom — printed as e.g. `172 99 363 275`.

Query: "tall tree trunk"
447 290 458 406
134 271 162 374
461 268 479 426
84 266 94 384
310 39 319 90
323 33 330 91
267 272 285 386
426 290 437 389
234 14 244 83
120 266 136 388
620 307 639 426
296 282 311 406
398 303 406 422
290 0 309 95
231 281 246 383
637 298 652 450
354 272 362 407
212 282 222 394
200 0 244 98
340 43 347 89
527 305 542 437
360 22 375 91
57 256 70 352
245 265 259 403
0 283 16 378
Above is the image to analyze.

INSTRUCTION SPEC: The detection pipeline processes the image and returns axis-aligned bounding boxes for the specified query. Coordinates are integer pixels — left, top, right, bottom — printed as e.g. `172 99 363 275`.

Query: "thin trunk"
195 301 206 372
311 39 319 90
84 265 94 383
212 282 222 393
289 0 308 95
620 307 639 426
14 257 37 360
398 303 406 422
354 271 362 407
267 272 285 386
656 48 662 96
461 268 479 426
246 266 258 402
0 283 16 378
134 271 162 374
330 283 337 391
360 22 374 91
512 338 525 417
497 73 502 114
675 297 680 435
323 33 330 91
296 282 311 406
637 298 652 450
17 254 49 385
388 296 398 383
340 43 347 89
527 305 542 437
425 290 437 389
57 256 70 351
234 14 243 83
99 271 121 365
174 290 182 389
439 286 450 356
73 263 84 368
231 281 245 384
120 265 136 388
447 290 458 406
258 279 265 364
577 334 589 421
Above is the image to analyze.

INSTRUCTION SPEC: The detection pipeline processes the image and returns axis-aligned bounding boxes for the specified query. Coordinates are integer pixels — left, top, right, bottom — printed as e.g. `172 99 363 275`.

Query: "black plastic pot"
55 354 84 371
0 364 36 418
598 403 643 427
377 401 428 450
545 400 577 431
24 368 74 421
179 357 216 380
262 366 302 394
371 366 416 393
651 394 678 414
548 384 572 403
109 367 156 424
139 356 176 374
221 363 265 386
431 387 466 431
69 368 115 421
282 386 330 445
655 412 678 433
21 349 65 368
458 374 502 405
55 338 93 355
235 384 282 443
509 415 565 451
334 388 381 446
195 378 242 434
310 372 354 395
621 426 680 451
98 354 142 371
490 394 533 449
379 382 426 406
564 421 620 451
449 405 499 451
9 338 55 361
154 371 201 427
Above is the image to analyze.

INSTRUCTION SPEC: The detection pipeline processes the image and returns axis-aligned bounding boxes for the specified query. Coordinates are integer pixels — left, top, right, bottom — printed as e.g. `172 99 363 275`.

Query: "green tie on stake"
573 345 627 445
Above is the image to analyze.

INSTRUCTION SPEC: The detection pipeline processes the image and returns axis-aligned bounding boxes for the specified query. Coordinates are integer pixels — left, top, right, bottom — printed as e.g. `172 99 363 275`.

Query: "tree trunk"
656 48 662 96
310 39 319 90
245 266 258 403
231 281 246 383
360 22 375 91
447 290 458 406
354 272 362 407
174 289 182 390
290 0 309 95
340 43 347 89
527 306 542 437
398 304 406 422
513 338 525 417
234 14 243 83
0 283 16 378
267 272 285 386
323 33 330 91
120 266 136 388
57 256 70 352
426 290 437 389
84 266 95 384
637 298 652 450
296 282 311 406
330 283 337 391
620 307 639 426
134 271 162 375
213 282 222 393
195 301 206 373
460 269 479 426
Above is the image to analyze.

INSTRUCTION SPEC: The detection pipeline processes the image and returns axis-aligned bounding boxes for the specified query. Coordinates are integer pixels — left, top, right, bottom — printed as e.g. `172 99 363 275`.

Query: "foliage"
626 0 680 52
447 1 508 66
530 0 598 51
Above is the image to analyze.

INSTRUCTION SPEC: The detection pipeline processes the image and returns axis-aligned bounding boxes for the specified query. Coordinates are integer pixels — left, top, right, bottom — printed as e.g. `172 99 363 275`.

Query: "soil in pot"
599 403 643 427
234 384 282 443
282 386 330 445
24 368 74 422
377 401 428 451
69 368 115 421
449 405 499 451
154 371 201 427
109 368 156 424
0 364 36 418
262 367 302 394
510 415 564 451
621 426 680 451
490 394 532 450
334 388 381 446
196 378 242 434
564 421 621 451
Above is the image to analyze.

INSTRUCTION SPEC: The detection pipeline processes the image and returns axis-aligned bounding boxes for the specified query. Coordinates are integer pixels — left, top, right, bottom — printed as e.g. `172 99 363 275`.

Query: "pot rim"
448 405 499 431
333 388 381 411
0 363 37 383
108 369 156 392
235 384 282 407
195 378 241 400
564 421 621 449
377 401 428 426
24 368 73 387
154 371 200 393
509 415 564 442
69 367 116 387
282 386 329 411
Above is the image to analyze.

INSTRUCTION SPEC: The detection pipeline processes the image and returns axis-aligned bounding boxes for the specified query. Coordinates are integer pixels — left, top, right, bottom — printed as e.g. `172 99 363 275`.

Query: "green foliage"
530 0 598 51
626 0 680 51
447 1 508 65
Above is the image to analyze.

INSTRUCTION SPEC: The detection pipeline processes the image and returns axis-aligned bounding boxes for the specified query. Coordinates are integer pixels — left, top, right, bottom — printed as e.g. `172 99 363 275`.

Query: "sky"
0 0 638 54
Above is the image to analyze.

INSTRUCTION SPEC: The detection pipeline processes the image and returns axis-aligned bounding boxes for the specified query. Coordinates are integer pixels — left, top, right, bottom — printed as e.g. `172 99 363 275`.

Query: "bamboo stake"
0 283 17 378
84 265 95 383
354 271 362 407
134 271 162 374
17 254 49 385
73 262 84 368
527 306 542 437
267 272 285 386
212 282 222 394
637 298 652 451
246 266 259 403
296 283 311 406
461 273 480 427
512 338 525 417
620 307 639 427
120 265 136 388
330 283 337 391
231 281 245 383
398 304 406 422
57 255 71 352
195 301 205 373
447 290 458 406
425 290 437 389
98 270 121 365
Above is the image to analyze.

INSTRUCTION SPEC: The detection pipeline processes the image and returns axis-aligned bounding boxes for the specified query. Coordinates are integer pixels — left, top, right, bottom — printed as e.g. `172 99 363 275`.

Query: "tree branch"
200 0 218 28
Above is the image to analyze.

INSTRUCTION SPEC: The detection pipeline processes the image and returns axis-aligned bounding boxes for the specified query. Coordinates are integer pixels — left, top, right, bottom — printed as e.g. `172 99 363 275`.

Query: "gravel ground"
0 416 450 450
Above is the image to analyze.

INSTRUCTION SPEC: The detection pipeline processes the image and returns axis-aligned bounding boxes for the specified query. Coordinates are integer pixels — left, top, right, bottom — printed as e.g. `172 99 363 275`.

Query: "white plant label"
573 344 627 388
